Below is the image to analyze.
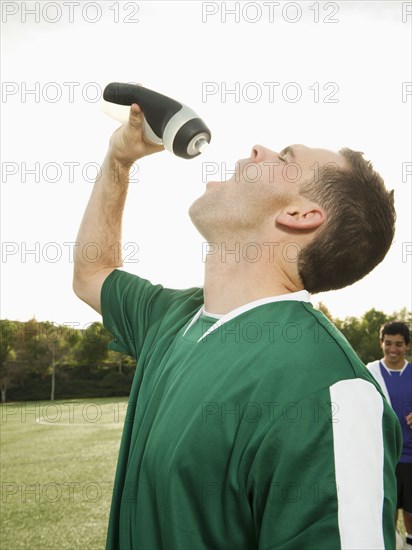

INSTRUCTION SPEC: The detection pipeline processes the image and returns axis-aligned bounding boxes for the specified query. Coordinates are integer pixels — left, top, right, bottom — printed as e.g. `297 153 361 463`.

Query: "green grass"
1 398 407 549
0 398 128 550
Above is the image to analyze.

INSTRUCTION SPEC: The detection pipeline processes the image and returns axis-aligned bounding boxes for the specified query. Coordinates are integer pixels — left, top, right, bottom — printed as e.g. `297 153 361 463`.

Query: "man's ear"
276 205 326 230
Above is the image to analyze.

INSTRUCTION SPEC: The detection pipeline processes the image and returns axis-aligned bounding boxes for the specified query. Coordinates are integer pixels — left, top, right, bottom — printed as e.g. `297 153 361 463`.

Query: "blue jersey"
367 360 412 463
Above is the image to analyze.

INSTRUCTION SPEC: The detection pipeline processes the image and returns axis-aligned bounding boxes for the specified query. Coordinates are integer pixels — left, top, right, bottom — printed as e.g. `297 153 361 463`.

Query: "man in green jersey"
74 104 401 549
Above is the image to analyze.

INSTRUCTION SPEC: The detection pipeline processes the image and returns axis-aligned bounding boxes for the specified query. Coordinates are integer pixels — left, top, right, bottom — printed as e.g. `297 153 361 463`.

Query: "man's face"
189 144 346 239
381 334 410 369
219 143 344 187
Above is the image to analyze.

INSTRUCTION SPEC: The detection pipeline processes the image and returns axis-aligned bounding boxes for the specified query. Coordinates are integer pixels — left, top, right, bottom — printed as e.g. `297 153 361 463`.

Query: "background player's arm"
73 104 164 313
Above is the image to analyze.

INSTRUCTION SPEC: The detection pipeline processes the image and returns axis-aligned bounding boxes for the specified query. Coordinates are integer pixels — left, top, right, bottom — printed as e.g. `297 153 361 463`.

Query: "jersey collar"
380 359 409 375
183 290 311 343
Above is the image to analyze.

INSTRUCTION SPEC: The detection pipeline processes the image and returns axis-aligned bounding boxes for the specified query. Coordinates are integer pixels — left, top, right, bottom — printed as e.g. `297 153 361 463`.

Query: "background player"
367 322 412 550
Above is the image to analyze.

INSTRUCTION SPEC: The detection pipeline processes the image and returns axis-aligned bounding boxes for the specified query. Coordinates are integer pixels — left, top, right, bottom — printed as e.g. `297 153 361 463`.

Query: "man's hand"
108 103 164 167
406 412 412 429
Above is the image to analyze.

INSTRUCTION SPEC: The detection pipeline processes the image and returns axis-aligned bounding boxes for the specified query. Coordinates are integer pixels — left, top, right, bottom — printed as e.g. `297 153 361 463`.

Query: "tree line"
0 306 411 403
0 319 135 403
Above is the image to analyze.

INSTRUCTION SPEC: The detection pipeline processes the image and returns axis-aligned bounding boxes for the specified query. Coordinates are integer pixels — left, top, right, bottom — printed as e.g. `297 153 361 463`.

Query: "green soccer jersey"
101 269 401 550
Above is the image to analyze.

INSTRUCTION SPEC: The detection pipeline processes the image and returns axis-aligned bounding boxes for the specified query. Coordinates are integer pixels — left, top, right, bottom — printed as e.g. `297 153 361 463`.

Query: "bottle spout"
195 137 209 153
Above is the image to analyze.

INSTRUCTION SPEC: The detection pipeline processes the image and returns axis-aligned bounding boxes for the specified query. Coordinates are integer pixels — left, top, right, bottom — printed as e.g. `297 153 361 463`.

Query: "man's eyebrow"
279 146 296 160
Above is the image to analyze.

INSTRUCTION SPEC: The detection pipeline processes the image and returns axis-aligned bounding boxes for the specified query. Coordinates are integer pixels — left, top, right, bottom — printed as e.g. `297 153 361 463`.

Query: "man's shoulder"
103 268 204 311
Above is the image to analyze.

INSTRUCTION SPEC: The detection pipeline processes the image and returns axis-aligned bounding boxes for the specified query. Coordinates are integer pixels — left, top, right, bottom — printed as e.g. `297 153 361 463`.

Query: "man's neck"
202 242 302 315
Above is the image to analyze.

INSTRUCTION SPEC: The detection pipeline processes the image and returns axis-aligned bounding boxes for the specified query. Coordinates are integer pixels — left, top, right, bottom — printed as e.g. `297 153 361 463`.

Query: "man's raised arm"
72 104 164 313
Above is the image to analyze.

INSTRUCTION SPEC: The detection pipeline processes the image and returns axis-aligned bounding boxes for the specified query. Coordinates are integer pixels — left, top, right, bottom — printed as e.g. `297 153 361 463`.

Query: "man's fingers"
130 103 142 115
128 103 143 128
127 104 164 153
109 100 165 163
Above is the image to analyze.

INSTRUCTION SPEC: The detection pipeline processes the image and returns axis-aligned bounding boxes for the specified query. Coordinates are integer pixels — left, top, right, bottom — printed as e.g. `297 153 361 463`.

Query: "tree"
15 319 79 400
76 322 111 368
315 302 334 321
17 318 49 374
41 322 79 400
107 350 136 374
0 320 19 402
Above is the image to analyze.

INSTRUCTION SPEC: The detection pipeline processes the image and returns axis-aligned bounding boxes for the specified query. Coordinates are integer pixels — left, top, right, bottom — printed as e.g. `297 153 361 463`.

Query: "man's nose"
250 145 274 163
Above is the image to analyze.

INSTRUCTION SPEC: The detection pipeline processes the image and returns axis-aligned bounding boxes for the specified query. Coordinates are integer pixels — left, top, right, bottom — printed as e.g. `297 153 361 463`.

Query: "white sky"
1 0 411 328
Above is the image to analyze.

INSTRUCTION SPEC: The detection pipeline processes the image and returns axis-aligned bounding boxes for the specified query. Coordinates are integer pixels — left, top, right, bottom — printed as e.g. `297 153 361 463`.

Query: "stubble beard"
188 187 268 244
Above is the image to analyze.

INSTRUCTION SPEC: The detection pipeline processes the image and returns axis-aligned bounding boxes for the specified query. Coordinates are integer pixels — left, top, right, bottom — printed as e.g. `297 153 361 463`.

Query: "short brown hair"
298 148 396 293
380 321 410 345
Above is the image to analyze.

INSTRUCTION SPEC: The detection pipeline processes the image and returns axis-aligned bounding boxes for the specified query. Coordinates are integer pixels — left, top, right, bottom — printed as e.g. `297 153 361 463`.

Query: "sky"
1 0 411 328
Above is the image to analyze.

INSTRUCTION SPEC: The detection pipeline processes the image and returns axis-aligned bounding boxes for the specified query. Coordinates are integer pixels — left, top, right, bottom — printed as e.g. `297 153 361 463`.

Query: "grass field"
1 398 407 549
0 398 128 550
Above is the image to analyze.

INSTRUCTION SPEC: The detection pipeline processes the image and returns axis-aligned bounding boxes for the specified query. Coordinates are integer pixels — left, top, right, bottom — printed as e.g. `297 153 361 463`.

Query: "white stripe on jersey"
330 378 385 549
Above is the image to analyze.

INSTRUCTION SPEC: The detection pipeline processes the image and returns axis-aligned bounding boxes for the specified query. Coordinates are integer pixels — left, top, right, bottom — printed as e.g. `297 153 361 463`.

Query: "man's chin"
206 172 239 186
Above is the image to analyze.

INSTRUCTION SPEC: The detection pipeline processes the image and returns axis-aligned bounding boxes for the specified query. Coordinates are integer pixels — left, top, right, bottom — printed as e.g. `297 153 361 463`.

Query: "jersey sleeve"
248 380 401 550
100 269 202 358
